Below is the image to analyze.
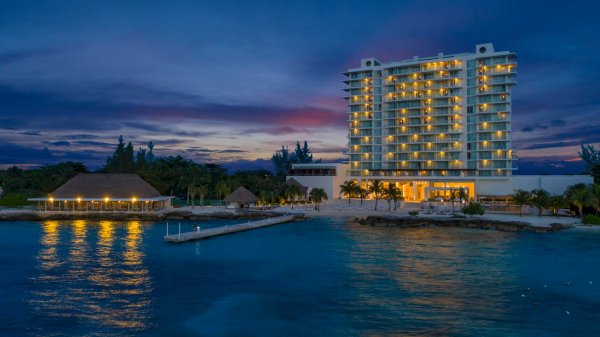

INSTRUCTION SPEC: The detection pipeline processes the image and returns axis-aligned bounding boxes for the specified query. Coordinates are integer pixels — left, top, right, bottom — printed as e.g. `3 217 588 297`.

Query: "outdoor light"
49 197 54 203
132 197 137 203
104 197 109 203
77 197 81 202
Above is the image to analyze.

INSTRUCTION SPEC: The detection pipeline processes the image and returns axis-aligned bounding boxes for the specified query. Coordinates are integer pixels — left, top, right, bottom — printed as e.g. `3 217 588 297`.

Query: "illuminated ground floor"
28 197 173 212
351 179 475 202
288 163 593 203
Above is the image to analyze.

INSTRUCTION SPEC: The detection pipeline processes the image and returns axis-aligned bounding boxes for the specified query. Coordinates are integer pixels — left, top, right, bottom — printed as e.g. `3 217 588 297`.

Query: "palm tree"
449 189 457 213
566 183 594 219
367 179 384 210
393 189 404 210
457 187 468 204
215 181 229 206
510 189 531 217
530 189 551 217
285 184 301 210
357 187 368 205
549 194 567 217
309 188 328 211
189 186 197 208
590 184 600 214
382 184 401 211
197 185 208 207
258 190 267 206
339 181 357 205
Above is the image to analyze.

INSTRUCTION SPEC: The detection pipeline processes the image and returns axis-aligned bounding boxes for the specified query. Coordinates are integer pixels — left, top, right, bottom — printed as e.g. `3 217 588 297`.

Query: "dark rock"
357 215 572 233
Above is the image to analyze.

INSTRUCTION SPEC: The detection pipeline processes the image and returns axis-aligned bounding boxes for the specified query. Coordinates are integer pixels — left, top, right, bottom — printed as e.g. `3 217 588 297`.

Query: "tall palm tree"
393 188 404 210
530 189 551 217
449 189 458 213
382 184 401 211
566 183 594 219
197 185 208 207
367 179 384 210
339 181 357 205
457 187 468 204
510 189 531 217
285 184 301 210
549 194 567 217
215 181 229 206
309 188 328 211
358 187 368 205
590 184 600 214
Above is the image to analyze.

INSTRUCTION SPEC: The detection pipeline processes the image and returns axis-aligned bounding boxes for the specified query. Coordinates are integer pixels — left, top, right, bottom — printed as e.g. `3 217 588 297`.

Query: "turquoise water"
0 218 599 336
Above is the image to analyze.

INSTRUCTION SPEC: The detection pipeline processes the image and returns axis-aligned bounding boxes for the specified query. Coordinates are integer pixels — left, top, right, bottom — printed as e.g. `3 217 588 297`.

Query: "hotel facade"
288 44 592 203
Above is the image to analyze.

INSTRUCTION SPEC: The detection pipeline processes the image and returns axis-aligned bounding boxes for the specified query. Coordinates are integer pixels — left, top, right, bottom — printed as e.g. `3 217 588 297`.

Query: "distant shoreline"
0 205 589 233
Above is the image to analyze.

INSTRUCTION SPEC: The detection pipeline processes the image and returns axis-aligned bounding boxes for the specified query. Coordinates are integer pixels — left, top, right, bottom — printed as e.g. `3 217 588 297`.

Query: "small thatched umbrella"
223 186 257 208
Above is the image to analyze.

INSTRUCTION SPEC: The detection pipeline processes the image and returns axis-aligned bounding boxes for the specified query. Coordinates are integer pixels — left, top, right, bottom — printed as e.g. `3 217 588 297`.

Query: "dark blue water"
0 218 599 336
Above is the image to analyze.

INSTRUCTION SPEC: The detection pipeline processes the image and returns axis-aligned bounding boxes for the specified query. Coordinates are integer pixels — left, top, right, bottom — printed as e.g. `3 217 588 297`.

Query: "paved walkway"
164 215 298 243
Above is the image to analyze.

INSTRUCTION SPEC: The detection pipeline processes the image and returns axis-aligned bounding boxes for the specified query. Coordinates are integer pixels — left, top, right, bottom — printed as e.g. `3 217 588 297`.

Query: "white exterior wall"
288 175 346 203
287 163 347 202
477 175 593 196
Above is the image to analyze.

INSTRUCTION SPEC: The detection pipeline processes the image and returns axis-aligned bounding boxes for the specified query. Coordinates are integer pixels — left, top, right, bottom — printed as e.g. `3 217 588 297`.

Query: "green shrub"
462 201 485 215
582 214 600 225
0 193 33 207
408 210 419 216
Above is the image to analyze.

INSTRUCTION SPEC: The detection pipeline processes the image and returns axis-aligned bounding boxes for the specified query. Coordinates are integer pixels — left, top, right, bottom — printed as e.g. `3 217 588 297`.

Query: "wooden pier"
164 215 300 243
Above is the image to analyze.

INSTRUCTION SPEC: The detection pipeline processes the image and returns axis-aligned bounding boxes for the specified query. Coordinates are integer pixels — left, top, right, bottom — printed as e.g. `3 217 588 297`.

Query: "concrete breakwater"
356 215 574 233
0 209 288 222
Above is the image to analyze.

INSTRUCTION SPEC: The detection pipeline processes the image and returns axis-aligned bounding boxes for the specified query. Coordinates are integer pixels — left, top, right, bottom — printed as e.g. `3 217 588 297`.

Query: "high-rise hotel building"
288 43 592 202
344 43 517 180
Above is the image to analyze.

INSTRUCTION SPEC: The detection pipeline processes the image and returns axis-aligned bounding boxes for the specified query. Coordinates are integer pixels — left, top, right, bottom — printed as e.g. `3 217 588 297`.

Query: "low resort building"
224 186 257 208
28 173 172 212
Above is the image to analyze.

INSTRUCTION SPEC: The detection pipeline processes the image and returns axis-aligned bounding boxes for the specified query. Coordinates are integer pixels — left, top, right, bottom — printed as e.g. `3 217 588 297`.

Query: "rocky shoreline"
355 215 574 233
0 209 290 222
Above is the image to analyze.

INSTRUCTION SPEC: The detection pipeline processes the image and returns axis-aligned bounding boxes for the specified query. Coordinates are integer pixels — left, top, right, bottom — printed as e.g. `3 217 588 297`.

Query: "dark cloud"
516 125 600 150
63 134 100 140
0 142 104 166
19 130 43 136
520 119 567 133
42 141 71 146
121 122 220 138
517 157 586 175
219 149 246 153
73 140 115 148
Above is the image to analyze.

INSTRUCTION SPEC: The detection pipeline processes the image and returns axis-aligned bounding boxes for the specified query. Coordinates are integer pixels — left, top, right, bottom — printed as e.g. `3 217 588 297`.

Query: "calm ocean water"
0 217 599 336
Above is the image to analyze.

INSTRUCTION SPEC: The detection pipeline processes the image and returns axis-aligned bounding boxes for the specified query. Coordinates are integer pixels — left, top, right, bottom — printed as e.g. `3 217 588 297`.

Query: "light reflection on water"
341 225 518 335
2 217 597 336
30 220 151 333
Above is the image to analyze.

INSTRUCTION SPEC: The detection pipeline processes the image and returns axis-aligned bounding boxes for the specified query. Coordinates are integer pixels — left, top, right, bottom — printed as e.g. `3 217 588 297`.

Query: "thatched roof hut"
28 173 171 212
50 173 161 199
224 186 257 205
285 177 308 195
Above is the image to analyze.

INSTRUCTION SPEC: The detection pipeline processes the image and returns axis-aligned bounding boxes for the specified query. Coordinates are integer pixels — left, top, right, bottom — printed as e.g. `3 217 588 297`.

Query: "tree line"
0 136 321 207
511 183 600 221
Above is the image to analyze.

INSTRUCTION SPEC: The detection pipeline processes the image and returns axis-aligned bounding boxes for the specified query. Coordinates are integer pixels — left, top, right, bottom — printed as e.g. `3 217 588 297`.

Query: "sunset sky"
1 0 599 173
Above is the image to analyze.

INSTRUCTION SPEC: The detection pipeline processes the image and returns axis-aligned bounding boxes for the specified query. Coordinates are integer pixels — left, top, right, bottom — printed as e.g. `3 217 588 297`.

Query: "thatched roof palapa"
285 177 308 194
50 173 162 198
224 186 257 204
